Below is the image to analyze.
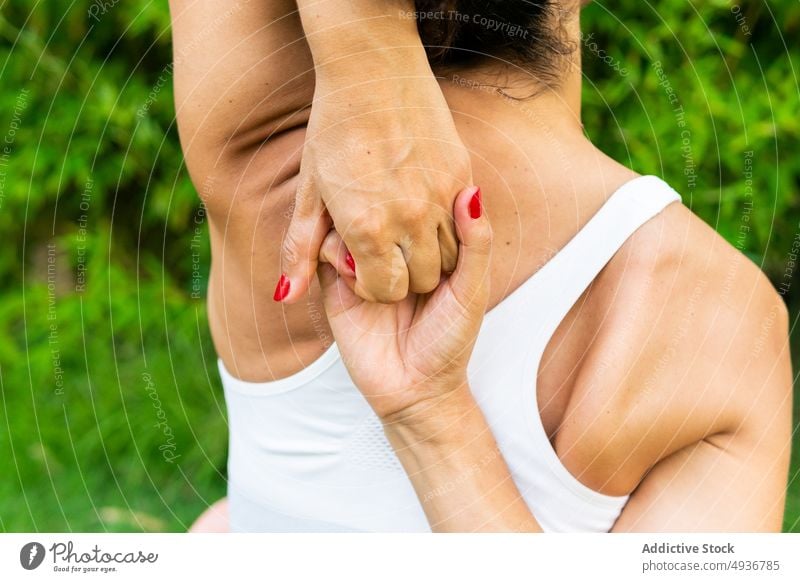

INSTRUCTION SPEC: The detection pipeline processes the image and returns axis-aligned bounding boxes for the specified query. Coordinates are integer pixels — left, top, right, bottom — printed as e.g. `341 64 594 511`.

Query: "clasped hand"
275 74 474 304
316 186 490 423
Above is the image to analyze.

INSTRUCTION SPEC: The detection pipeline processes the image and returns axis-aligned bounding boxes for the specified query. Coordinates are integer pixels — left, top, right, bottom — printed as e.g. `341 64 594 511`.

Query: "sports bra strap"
485 175 682 341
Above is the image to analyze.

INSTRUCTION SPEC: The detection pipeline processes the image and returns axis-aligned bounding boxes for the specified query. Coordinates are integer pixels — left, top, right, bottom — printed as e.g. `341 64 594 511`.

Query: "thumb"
277 180 331 303
317 229 361 316
448 186 492 314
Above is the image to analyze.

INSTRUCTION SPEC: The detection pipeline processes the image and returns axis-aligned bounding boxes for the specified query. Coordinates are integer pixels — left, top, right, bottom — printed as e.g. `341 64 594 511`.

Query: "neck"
439 52 637 228
437 8 600 183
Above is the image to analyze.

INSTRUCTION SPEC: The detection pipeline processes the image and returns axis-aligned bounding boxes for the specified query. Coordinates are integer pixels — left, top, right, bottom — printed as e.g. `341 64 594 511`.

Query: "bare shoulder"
610 202 790 395
606 202 789 358
557 201 792 494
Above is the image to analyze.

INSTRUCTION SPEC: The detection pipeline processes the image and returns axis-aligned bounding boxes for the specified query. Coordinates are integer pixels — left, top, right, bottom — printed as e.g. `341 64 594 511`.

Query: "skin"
282 0 471 303
174 1 792 532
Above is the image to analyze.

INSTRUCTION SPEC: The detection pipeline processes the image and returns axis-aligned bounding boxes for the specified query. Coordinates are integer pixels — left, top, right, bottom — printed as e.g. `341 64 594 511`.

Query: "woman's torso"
220 175 682 531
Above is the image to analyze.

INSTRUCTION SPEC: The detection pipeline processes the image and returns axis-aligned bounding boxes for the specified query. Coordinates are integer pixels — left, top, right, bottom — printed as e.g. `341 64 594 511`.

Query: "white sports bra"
220 175 682 532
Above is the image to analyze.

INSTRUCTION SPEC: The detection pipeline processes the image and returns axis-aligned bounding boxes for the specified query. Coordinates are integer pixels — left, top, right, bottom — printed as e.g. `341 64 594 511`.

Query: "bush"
0 0 797 531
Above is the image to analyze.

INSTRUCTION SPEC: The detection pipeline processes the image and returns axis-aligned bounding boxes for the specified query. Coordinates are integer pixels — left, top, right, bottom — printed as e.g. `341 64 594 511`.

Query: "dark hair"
414 1 574 85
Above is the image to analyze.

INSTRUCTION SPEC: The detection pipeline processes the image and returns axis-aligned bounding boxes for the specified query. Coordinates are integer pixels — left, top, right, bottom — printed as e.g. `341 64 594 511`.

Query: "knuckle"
441 254 458 274
409 277 439 295
281 232 303 266
318 240 335 266
408 252 442 294
441 239 458 260
351 211 384 237
348 211 388 252
294 177 317 213
373 285 407 304
475 222 493 248
402 200 431 224
360 259 409 303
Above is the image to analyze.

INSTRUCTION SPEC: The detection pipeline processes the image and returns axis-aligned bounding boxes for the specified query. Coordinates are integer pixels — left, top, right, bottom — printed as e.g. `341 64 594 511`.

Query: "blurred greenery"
0 0 797 532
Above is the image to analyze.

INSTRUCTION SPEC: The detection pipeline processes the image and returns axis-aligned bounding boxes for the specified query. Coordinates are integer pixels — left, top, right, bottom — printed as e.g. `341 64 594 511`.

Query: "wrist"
381 382 542 533
381 383 478 450
314 44 434 96
297 1 432 90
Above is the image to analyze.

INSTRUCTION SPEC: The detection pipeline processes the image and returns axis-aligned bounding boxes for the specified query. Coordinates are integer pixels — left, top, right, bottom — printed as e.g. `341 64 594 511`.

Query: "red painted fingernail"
345 251 356 274
273 274 290 302
469 187 482 219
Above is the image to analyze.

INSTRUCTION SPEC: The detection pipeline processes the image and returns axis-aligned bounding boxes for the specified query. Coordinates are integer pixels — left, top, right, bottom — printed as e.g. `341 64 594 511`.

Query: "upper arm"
612 414 791 532
611 268 793 532
169 0 313 192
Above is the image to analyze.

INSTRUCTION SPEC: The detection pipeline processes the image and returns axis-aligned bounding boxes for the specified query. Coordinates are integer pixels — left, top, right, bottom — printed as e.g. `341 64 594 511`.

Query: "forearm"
383 386 543 532
295 0 435 94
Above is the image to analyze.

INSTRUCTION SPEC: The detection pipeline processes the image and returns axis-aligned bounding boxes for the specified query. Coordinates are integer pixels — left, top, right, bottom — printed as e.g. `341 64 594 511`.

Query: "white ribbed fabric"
220 175 682 532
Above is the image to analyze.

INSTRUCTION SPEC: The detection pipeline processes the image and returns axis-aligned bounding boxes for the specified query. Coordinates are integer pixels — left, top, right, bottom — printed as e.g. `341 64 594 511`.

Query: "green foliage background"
0 1 797 531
